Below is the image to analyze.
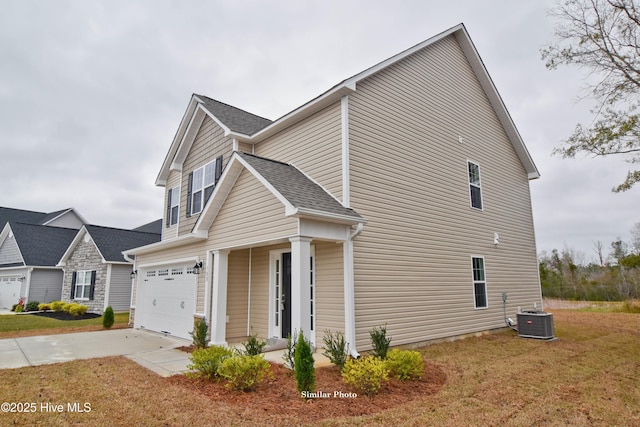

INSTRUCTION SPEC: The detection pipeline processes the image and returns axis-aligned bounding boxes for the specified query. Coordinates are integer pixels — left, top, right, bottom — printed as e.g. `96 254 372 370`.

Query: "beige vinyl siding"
238 141 252 153
314 241 344 347
348 35 541 349
132 241 206 314
162 171 181 241
207 169 298 249
179 116 234 236
226 249 249 341
0 234 23 265
253 102 343 201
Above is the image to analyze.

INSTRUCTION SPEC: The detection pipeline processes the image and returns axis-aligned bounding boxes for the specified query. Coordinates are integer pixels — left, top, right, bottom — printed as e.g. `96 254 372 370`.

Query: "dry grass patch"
0 310 638 426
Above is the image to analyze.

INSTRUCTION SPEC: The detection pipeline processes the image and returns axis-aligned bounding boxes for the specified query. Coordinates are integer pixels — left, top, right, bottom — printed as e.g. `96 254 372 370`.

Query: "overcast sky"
1 0 638 262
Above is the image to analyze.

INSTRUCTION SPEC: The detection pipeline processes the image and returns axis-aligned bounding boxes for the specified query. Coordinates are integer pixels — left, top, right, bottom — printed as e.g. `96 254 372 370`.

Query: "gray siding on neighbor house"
45 212 84 229
29 269 63 303
108 264 133 312
0 235 23 265
347 34 541 349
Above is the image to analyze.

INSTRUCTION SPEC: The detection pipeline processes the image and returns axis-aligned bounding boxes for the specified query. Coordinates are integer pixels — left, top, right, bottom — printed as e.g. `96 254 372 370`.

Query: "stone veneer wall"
61 236 108 314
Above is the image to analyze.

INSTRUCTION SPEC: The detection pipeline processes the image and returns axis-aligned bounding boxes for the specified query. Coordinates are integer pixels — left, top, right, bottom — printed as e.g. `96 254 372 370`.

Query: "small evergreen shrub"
25 301 40 312
189 318 208 348
342 356 389 397
103 306 115 329
50 301 65 312
369 324 392 359
14 304 24 313
282 332 297 370
187 345 234 380
322 330 349 371
38 303 50 311
242 332 266 356
294 331 315 395
68 304 88 317
385 349 424 381
217 354 272 391
62 303 74 313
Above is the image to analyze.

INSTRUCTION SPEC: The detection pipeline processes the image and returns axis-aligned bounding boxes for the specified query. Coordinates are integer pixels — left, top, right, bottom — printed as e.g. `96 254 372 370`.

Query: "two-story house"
124 24 542 354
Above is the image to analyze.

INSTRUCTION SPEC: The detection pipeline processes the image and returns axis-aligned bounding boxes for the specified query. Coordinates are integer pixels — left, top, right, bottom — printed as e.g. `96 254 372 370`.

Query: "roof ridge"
85 224 161 237
194 94 273 123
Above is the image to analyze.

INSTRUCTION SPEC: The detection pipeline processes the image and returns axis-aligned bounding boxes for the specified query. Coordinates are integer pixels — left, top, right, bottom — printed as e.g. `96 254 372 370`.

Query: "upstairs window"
165 186 179 227
187 156 223 216
472 257 487 309
468 161 483 210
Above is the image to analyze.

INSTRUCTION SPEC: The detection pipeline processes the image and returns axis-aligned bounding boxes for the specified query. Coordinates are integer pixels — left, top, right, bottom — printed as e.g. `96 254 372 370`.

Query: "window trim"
467 160 483 211
471 256 488 309
73 270 94 301
189 156 223 216
169 186 179 226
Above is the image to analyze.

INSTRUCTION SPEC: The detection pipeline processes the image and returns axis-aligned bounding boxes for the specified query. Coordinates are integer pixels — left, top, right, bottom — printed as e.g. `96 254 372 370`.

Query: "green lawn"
0 312 129 333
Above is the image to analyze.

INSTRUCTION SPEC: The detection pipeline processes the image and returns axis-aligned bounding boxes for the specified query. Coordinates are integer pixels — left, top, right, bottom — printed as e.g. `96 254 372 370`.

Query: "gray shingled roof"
0 207 48 228
237 152 363 220
85 225 161 263
132 219 162 234
195 94 272 135
8 222 78 266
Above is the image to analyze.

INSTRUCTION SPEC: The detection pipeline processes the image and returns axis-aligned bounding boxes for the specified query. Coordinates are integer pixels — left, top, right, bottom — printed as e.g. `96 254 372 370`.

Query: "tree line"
539 223 640 300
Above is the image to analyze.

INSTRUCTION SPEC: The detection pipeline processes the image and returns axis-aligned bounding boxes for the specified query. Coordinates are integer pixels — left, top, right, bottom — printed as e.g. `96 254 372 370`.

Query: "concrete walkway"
0 329 192 377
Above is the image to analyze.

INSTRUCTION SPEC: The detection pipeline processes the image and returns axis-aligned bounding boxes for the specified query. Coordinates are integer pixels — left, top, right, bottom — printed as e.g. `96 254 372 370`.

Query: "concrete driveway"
0 329 191 377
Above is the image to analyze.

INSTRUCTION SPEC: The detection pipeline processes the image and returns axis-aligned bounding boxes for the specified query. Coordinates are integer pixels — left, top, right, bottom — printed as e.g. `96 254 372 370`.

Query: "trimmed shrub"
187 345 234 380
68 304 88 317
242 332 266 356
38 303 50 311
369 324 392 359
50 301 65 312
322 330 349 371
103 306 115 329
62 303 74 313
189 318 208 349
294 331 315 395
25 301 40 312
14 304 24 313
217 354 272 391
342 356 389 397
385 349 424 381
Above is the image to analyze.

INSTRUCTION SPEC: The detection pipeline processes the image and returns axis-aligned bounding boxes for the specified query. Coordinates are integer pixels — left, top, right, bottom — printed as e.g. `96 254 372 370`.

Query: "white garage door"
135 265 196 340
0 277 21 309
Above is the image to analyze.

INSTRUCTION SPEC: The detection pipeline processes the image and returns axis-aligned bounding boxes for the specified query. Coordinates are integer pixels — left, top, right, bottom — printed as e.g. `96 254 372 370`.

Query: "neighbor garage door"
0 276 21 309
135 265 196 340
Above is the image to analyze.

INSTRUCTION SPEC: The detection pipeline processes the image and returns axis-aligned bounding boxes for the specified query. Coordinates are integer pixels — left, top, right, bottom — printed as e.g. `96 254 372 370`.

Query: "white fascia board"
237 156 295 210
122 234 206 257
156 96 200 186
453 27 540 180
291 208 366 225
57 226 86 266
170 106 207 172
239 84 356 143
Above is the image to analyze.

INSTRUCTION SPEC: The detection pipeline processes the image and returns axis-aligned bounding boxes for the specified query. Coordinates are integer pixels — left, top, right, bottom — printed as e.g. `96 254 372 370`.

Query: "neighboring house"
0 206 86 230
0 222 78 309
124 24 542 353
57 224 161 313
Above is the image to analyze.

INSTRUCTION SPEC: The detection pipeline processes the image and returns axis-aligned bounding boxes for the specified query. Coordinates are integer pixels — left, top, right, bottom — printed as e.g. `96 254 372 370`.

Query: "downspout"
247 248 252 336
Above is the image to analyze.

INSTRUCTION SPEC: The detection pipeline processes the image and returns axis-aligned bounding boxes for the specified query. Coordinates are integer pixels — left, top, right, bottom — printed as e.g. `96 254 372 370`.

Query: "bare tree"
542 0 640 192
630 221 640 253
593 239 605 265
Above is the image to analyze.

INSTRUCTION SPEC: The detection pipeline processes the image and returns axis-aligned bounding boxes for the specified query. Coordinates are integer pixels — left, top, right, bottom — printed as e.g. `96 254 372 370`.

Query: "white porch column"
289 236 312 341
210 249 229 346
343 239 358 356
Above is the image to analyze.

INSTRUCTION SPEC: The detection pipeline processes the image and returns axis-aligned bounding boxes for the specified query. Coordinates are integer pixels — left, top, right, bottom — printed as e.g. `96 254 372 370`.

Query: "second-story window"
468 161 483 210
166 186 180 227
188 156 223 216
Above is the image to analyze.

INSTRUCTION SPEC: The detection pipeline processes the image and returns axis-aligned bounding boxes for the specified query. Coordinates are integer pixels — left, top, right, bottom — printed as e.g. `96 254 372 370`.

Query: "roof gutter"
345 222 364 358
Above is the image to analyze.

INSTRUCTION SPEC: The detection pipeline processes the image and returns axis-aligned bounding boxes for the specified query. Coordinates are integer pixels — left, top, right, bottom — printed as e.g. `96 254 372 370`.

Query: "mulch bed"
167 360 447 424
28 311 102 321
